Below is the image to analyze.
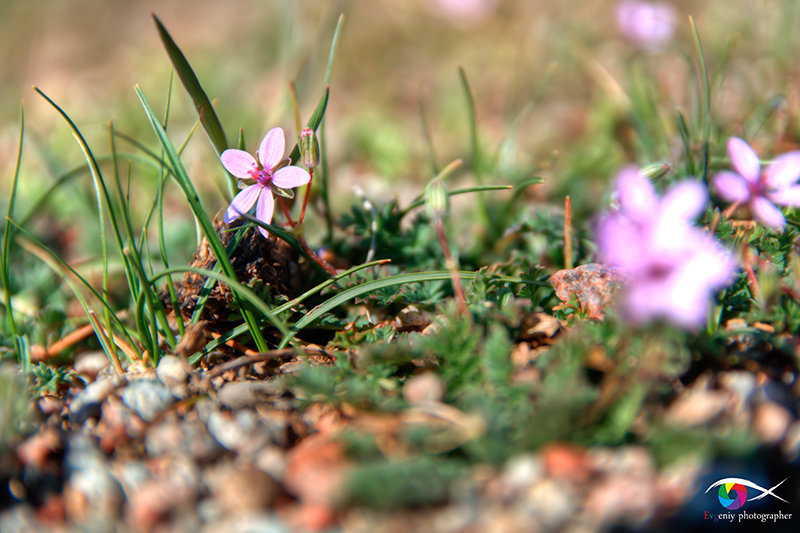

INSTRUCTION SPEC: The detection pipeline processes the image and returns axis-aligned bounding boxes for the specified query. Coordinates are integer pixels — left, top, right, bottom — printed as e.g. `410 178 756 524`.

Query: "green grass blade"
675 110 696 176
148 266 291 340
689 16 712 185
287 87 330 164
135 85 269 352
15 229 138 363
153 14 228 156
193 258 390 363
400 185 513 217
278 270 477 348
2 105 24 336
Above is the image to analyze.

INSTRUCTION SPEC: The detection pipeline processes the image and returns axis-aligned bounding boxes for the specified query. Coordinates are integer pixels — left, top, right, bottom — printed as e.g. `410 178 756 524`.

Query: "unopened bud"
299 127 320 168
641 161 671 180
425 179 448 218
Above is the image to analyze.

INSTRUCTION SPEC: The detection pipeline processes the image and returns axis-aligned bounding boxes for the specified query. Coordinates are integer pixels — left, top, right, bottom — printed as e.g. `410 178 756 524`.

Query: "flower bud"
641 161 671 180
425 179 448 219
298 127 320 169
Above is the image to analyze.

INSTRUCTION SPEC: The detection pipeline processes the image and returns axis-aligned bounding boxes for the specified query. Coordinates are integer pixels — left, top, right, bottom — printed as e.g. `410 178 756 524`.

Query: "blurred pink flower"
597 166 737 329
220 127 310 238
616 1 677 49
713 137 800 230
432 0 497 23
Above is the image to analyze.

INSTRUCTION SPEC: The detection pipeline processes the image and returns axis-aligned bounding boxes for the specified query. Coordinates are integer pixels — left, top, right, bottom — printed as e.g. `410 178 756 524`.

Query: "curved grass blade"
401 184 512 217
148 266 291 340
2 105 23 335
193 258 390 363
135 85 269 352
689 16 712 185
15 231 138 364
277 270 476 348
153 13 228 157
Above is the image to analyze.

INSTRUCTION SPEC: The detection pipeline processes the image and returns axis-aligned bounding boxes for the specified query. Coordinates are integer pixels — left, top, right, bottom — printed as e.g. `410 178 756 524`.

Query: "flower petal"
768 185 800 207
596 214 647 273
660 180 707 222
713 171 751 203
727 137 760 182
751 196 785 229
614 165 657 221
272 166 311 189
255 190 275 238
258 127 286 170
224 184 262 223
765 151 800 189
221 149 257 179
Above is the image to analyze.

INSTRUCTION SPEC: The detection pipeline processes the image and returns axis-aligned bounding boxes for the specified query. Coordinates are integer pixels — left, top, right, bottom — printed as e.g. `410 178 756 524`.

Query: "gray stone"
120 379 175 422
207 410 274 456
73 351 110 378
156 355 192 387
68 377 119 424
64 434 123 519
146 420 222 461
216 380 282 410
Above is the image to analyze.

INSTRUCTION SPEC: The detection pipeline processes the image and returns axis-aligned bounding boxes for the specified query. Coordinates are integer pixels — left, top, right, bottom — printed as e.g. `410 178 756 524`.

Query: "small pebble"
216 380 281 410
403 372 445 405
73 351 110 378
68 377 118 424
156 355 192 387
120 379 175 422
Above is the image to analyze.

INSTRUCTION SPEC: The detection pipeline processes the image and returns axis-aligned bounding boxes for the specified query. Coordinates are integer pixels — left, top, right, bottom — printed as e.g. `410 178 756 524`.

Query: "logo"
705 477 789 509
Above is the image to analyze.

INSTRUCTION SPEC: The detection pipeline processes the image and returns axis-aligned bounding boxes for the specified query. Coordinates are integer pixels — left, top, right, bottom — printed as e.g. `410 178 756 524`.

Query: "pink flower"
713 137 800 230
616 1 677 50
431 0 497 24
597 167 737 329
220 127 310 238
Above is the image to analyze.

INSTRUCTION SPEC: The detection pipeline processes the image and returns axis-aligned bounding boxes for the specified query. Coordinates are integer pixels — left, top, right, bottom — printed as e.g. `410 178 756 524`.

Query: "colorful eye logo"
718 483 747 510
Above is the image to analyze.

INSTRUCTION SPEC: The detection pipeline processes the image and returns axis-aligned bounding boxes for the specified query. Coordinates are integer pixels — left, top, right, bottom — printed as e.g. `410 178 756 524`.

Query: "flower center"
250 167 273 187
646 262 674 281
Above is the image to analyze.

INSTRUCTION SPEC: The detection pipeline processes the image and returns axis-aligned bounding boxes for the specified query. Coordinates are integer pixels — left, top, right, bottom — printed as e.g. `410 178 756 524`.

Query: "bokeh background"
1 0 799 262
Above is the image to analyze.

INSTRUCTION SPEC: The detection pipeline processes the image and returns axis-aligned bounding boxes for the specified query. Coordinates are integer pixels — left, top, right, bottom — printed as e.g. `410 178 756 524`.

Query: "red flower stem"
435 217 468 316
297 236 337 276
299 168 313 225
277 197 296 228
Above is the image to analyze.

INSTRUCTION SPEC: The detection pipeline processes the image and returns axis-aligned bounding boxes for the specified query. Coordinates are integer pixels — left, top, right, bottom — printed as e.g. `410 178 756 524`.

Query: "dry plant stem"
202 346 330 381
435 217 468 316
88 311 124 374
564 195 573 269
32 323 94 361
209 331 260 356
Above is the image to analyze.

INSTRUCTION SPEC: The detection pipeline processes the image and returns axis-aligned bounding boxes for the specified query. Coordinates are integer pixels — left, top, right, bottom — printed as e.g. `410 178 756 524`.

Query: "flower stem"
300 168 313 225
277 196 296 228
435 217 468 316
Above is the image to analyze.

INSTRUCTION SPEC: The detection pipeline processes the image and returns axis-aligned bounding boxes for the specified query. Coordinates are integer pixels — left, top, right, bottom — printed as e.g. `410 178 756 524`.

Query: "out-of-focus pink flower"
220 127 310 238
713 137 800 230
432 0 498 24
597 166 737 329
616 1 677 49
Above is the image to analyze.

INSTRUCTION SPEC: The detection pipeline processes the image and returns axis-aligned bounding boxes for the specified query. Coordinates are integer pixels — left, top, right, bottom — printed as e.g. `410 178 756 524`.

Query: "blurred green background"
2 0 800 263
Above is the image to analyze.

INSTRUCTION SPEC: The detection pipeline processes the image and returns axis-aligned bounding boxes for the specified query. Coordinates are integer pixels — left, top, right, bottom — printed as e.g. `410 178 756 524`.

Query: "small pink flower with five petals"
713 137 800 230
220 127 310 238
